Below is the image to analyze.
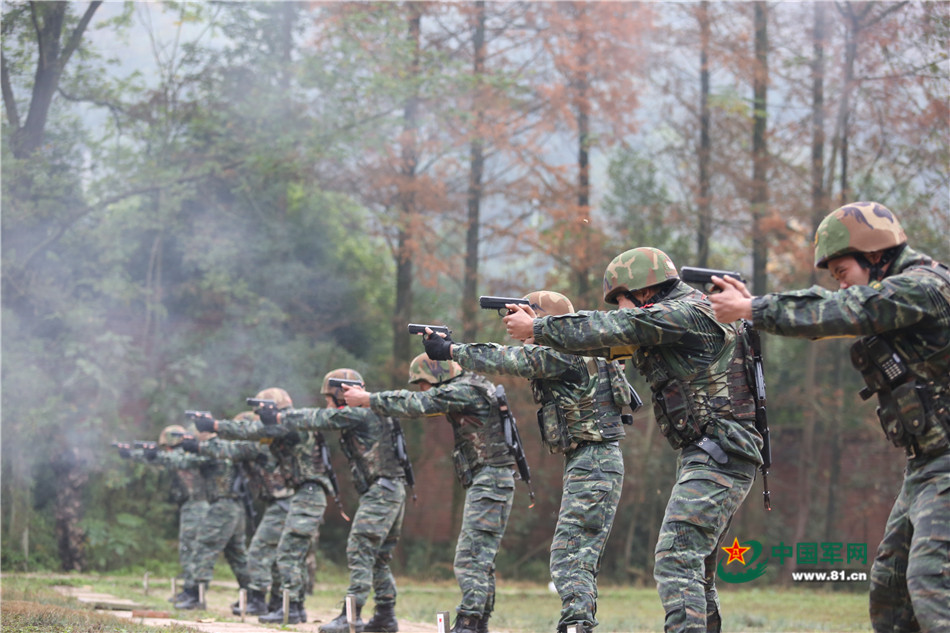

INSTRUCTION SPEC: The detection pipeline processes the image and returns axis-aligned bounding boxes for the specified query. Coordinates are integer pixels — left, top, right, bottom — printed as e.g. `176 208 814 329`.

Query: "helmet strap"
856 245 904 282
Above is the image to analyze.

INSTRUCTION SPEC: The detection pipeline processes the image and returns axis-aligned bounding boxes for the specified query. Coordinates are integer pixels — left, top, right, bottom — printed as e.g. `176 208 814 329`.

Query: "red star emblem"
722 537 751 565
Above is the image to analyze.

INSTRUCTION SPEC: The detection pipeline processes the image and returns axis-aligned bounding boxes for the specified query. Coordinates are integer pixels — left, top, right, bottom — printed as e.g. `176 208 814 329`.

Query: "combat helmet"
814 201 907 269
234 410 258 422
321 368 364 403
408 353 462 386
523 290 574 317
159 424 187 447
603 247 679 304
254 387 293 410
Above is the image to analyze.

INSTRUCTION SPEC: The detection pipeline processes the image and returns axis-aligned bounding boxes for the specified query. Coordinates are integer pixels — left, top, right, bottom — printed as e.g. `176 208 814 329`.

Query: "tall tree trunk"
793 2 828 565
462 1 486 343
750 1 769 295
696 0 712 267
11 1 102 158
391 5 422 386
574 69 592 303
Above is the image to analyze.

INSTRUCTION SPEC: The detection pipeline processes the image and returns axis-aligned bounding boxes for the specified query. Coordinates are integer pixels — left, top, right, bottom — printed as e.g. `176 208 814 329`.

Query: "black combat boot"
319 604 364 633
173 585 204 610
450 614 481 633
169 589 188 603
477 610 491 633
259 600 307 625
267 590 282 614
558 623 591 633
364 603 398 632
231 589 269 616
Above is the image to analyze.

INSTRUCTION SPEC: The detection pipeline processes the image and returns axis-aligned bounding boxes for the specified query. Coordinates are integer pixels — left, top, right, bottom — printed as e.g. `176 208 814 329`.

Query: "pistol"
185 410 213 420
407 324 452 336
327 378 364 390
679 266 745 292
246 398 277 410
479 295 531 316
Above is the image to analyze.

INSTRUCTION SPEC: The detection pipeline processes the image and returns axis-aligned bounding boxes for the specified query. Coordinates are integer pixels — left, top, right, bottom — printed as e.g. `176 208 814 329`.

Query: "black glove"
194 416 215 433
116 444 131 459
181 437 200 453
143 446 159 460
423 330 455 361
259 406 280 426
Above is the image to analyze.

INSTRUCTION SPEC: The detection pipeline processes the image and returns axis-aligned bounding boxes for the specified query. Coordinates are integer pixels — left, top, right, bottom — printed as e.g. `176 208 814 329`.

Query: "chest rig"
339 413 402 494
533 357 631 454
633 308 755 450
444 372 513 486
850 264 950 458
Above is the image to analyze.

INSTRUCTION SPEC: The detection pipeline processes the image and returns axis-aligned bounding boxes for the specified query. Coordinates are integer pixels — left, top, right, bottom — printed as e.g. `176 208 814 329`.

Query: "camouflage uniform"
531 280 763 633
233 449 293 604
369 372 515 620
186 437 265 592
214 416 333 603
751 245 950 633
454 341 633 631
281 404 407 611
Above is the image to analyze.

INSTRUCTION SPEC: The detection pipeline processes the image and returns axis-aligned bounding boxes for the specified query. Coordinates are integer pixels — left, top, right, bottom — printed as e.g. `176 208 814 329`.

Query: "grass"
0 570 873 632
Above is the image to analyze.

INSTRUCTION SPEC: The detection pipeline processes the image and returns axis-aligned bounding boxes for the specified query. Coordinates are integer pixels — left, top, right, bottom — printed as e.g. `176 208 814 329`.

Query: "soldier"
707 202 950 633
194 387 332 625
175 431 263 609
505 248 765 633
269 369 407 633
344 354 515 633
115 425 210 604
422 290 635 633
227 411 297 617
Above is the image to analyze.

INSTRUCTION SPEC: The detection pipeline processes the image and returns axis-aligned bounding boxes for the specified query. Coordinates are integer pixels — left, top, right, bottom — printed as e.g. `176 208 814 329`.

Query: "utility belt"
573 439 620 451
451 448 511 488
369 475 404 493
296 479 331 496
851 337 950 459
537 400 628 455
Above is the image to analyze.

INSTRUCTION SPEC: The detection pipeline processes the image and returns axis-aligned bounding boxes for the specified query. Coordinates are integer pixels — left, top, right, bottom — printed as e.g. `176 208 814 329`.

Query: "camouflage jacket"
370 372 514 475
129 446 211 503
246 451 294 502
214 417 334 493
193 437 263 502
454 342 632 452
282 405 403 494
752 246 950 456
532 280 763 464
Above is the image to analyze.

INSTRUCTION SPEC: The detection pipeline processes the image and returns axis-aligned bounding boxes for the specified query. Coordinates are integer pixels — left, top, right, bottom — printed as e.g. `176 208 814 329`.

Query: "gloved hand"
181 437 200 453
194 416 215 433
143 445 159 460
423 330 455 361
115 444 131 459
258 406 280 426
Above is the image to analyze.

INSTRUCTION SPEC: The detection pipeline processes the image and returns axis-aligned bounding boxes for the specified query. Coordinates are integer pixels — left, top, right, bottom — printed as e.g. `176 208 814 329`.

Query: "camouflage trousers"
654 448 756 633
345 477 407 608
869 449 950 633
454 465 515 618
551 441 624 631
190 497 249 589
178 499 209 578
276 482 327 599
246 497 293 593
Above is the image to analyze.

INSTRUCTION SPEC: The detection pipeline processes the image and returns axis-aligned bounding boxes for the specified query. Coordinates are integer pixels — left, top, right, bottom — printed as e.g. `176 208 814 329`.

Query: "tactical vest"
533 357 630 454
247 455 293 502
633 303 756 450
445 372 514 486
200 456 240 503
339 414 403 495
850 263 950 458
269 429 330 490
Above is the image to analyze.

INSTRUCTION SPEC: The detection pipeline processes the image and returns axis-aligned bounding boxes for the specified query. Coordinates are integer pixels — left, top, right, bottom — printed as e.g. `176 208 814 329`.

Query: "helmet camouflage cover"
254 387 293 410
159 424 187 447
603 247 679 304
408 353 462 386
321 368 364 401
523 290 575 317
814 201 907 268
